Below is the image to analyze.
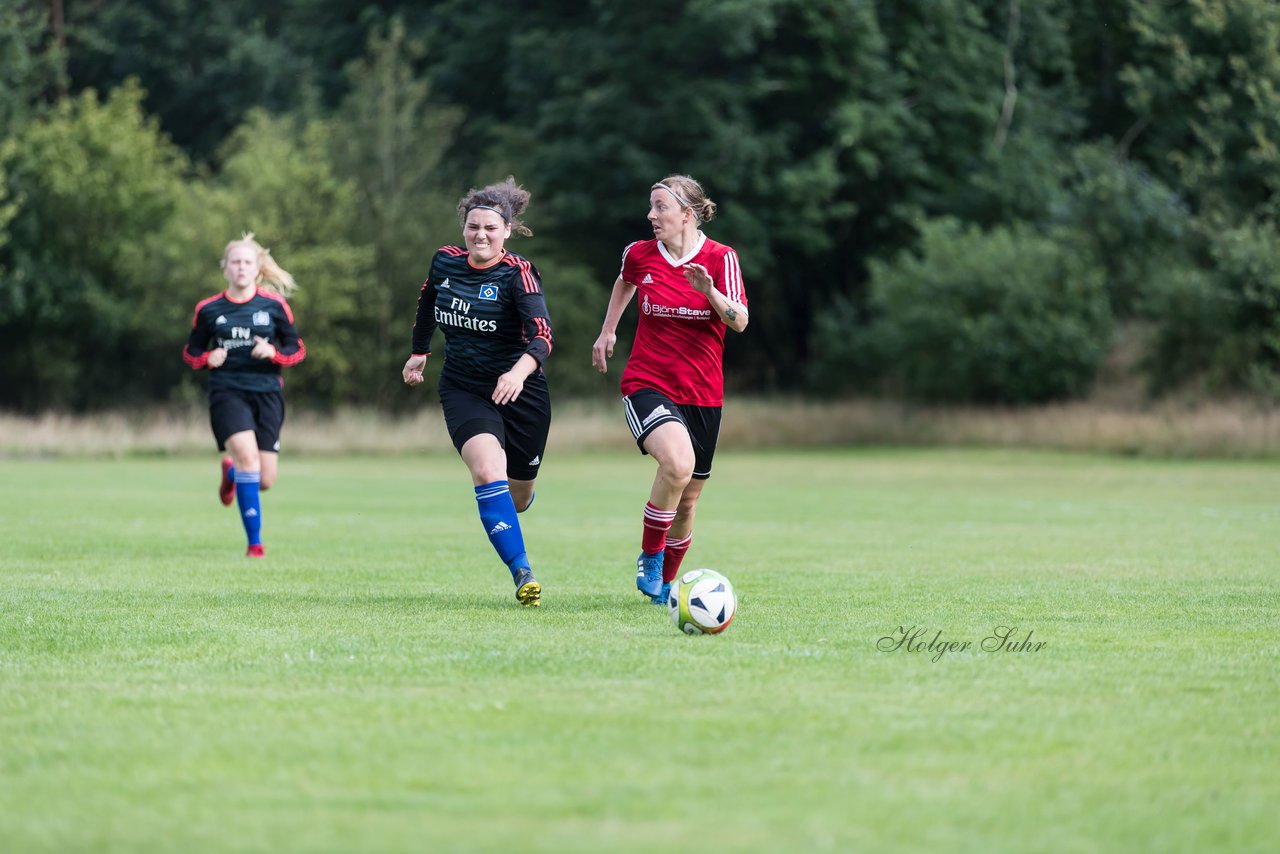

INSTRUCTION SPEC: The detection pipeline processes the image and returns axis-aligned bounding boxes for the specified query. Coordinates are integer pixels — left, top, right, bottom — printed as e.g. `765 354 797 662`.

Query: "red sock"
641 501 676 555
663 533 692 583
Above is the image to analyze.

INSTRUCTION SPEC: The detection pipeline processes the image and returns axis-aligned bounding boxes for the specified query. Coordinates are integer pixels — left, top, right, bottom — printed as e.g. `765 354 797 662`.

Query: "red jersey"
618 233 747 406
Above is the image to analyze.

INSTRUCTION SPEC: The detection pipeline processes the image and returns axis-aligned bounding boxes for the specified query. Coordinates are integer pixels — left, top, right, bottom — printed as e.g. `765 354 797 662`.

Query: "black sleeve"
270 299 306 367
182 305 213 370
411 259 439 357
514 263 553 365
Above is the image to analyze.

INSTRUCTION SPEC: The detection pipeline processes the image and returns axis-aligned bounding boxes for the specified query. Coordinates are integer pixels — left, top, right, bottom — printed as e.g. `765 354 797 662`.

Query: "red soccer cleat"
219 456 235 506
246 544 265 558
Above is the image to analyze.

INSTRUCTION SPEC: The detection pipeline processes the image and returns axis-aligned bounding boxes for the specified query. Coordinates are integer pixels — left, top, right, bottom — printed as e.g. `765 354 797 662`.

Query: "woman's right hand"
402 354 427 386
591 330 616 374
207 348 228 369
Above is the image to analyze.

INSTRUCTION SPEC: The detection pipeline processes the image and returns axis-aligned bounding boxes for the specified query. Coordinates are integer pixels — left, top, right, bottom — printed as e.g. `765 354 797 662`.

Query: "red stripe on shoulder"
257 290 296 324
439 245 467 256
503 254 540 293
190 293 224 327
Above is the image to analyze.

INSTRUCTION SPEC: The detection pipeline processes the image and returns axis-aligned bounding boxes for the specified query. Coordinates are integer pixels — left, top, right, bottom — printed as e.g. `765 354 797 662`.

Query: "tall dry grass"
3 398 1279 458
720 399 1280 457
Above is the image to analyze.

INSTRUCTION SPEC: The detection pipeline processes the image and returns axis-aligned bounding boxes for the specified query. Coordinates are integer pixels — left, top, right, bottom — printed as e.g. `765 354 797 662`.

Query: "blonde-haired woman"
591 174 748 604
183 234 307 557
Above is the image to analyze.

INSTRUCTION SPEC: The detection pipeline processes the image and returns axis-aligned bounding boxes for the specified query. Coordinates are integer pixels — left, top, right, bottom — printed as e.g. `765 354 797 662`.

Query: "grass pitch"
1 449 1276 852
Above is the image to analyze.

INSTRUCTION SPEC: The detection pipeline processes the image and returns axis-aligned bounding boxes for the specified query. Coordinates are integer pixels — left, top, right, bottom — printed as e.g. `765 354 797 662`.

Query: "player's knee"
472 462 507 484
659 455 695 487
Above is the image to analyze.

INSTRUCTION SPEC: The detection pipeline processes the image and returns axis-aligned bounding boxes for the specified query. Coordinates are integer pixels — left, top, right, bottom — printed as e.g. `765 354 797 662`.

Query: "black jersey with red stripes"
411 247 554 390
183 289 306 393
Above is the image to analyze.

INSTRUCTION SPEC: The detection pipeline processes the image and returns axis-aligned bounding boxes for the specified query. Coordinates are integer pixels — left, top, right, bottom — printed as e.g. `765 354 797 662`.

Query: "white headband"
654 183 702 222
655 183 691 208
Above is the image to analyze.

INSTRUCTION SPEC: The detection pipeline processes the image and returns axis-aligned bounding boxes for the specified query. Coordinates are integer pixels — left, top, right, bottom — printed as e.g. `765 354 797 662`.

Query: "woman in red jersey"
591 174 748 604
183 234 306 558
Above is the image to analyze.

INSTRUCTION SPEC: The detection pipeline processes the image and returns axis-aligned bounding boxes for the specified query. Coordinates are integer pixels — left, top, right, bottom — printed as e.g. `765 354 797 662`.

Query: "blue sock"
475 480 528 577
235 470 262 546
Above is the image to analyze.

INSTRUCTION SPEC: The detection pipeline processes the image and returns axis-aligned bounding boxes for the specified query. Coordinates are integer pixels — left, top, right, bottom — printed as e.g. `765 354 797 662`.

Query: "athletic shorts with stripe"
623 388 722 480
438 372 551 482
209 387 285 452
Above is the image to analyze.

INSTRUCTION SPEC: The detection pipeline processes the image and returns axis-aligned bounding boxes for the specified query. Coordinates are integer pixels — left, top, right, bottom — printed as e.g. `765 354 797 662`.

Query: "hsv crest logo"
252 311 270 327
478 284 499 301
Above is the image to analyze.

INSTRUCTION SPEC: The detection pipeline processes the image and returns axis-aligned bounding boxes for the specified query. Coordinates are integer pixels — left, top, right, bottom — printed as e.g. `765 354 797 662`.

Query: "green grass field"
1 449 1276 852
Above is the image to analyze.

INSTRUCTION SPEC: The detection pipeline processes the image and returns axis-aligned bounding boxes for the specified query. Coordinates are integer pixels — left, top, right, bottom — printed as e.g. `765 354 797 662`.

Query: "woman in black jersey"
402 177 554 607
183 234 306 558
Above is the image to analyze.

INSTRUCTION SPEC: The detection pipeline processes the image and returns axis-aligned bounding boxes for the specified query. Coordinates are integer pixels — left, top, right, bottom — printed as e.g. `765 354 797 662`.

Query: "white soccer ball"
669 568 737 635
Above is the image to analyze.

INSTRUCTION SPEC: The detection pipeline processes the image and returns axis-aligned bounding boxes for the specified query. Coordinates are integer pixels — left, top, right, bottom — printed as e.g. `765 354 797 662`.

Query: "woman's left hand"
492 370 525 405
251 336 277 360
682 263 713 295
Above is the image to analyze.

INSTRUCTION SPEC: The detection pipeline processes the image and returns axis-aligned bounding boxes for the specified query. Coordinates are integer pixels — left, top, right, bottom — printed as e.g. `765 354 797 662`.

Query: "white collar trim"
657 231 706 267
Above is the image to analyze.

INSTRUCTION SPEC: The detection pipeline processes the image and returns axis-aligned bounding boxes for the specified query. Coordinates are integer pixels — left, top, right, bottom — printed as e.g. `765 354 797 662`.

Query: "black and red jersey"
411 247 554 390
183 289 306 393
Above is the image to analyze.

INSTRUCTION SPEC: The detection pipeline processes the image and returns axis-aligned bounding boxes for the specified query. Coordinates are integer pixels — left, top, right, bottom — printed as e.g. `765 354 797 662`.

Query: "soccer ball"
669 569 736 635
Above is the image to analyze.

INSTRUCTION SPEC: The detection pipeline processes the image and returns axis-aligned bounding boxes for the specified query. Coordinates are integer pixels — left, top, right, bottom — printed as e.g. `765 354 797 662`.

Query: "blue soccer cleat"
636 551 664 600
653 580 671 607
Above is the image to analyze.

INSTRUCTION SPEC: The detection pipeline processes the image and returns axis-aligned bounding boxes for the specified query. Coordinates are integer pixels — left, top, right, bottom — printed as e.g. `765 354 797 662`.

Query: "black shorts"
438 372 551 482
623 388 722 480
209 387 285 452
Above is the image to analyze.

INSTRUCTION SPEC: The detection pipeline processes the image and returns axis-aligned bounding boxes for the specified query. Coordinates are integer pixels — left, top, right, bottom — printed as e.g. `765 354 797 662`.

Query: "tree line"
2 0 1278 412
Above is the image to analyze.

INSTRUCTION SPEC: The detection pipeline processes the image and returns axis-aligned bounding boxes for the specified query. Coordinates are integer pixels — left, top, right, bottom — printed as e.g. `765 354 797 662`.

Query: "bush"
863 217 1111 404
0 81 191 411
1143 220 1280 397
805 295 883 396
1063 144 1192 317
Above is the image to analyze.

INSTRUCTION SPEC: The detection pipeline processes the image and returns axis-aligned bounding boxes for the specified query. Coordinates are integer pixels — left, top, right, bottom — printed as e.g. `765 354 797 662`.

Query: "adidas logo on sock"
488 521 512 535
245 508 258 517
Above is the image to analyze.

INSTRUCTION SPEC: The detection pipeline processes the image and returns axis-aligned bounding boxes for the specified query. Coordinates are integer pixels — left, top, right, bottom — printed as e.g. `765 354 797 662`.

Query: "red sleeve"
720 247 747 306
